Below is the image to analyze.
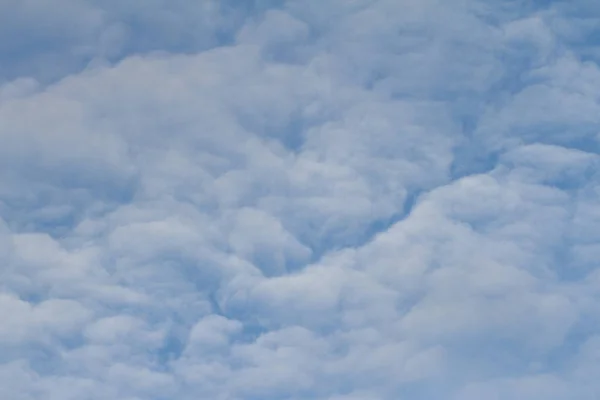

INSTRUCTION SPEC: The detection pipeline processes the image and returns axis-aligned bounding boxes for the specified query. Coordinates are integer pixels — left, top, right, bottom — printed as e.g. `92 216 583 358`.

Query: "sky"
2 0 600 399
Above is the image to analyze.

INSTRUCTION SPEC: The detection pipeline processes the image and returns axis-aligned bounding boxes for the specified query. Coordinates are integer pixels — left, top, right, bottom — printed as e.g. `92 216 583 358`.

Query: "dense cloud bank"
2 1 600 399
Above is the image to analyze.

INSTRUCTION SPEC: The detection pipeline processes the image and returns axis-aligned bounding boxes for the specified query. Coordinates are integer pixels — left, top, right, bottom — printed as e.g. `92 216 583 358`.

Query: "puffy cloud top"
2 1 600 399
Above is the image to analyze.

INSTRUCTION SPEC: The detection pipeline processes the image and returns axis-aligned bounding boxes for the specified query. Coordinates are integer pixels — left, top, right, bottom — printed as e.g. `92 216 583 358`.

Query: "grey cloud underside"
2 0 600 399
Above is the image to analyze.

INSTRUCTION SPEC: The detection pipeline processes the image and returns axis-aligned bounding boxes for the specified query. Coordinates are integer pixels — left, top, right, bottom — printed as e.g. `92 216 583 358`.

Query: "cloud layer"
2 0 600 399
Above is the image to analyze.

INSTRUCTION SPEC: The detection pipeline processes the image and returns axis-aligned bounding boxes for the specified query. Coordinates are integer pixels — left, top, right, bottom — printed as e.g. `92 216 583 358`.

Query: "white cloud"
2 0 600 399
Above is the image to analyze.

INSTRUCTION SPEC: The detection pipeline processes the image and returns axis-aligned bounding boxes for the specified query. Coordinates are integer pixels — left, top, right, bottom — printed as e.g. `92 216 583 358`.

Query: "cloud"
2 0 600 399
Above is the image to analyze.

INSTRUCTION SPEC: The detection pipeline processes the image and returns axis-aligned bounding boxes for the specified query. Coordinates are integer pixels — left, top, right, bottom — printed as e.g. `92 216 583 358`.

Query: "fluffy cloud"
2 0 600 399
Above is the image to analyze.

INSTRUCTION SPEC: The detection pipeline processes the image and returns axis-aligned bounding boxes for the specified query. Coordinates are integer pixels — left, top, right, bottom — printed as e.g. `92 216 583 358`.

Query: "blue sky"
2 1 600 399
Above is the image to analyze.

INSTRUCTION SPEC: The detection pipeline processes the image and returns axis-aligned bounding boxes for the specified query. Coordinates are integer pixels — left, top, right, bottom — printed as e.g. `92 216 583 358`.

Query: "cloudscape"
2 1 600 399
